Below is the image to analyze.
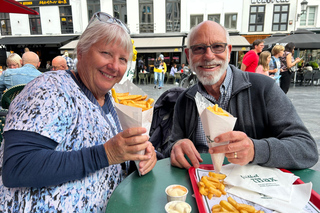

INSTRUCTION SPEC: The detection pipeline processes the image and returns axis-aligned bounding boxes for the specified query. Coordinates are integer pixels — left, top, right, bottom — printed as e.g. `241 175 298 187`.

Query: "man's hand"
170 139 203 169
209 131 254 165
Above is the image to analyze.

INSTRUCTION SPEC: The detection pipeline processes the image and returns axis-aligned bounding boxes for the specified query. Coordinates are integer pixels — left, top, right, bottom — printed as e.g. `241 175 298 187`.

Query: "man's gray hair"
76 20 133 62
187 21 231 48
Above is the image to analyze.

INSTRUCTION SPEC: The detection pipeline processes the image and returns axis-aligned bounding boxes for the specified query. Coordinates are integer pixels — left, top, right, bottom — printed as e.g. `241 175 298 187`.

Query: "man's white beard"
190 54 229 86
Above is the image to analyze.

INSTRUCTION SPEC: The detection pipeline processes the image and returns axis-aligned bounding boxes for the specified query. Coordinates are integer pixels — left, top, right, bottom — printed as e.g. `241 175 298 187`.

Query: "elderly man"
51 56 68 71
0 51 42 94
163 21 318 170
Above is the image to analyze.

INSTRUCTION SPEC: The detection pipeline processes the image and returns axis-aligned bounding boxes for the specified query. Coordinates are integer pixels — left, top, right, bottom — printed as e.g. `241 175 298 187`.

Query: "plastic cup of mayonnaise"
165 184 188 202
165 201 192 213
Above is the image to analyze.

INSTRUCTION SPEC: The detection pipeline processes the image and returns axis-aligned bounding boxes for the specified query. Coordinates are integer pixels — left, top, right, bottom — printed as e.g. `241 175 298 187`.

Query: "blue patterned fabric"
0 70 125 212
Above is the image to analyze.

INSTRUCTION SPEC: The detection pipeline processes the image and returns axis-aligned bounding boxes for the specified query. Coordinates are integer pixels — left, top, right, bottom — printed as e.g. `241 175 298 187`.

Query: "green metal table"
106 154 320 213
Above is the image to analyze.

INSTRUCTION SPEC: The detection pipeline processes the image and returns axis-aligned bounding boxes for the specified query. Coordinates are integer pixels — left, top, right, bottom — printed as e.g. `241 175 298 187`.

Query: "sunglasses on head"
190 43 228 55
88 12 130 34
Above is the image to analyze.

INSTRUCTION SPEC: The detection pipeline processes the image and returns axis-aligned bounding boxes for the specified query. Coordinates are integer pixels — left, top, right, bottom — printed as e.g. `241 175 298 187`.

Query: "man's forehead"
190 23 227 45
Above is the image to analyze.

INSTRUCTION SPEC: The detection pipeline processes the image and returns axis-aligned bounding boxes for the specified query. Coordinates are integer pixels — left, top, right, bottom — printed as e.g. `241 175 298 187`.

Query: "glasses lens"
211 43 227 54
191 45 206 54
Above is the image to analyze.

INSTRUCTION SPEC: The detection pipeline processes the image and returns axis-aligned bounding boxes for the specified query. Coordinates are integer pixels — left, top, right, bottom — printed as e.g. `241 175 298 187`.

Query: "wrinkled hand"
209 131 254 165
138 142 157 175
104 127 151 165
170 139 203 169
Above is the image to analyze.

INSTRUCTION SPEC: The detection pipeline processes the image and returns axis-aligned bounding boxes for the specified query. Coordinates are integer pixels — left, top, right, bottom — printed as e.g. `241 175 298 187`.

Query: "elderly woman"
6 53 22 69
0 12 156 212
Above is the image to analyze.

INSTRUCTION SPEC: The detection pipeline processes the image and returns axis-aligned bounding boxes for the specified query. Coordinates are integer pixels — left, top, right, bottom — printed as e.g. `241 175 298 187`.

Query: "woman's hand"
138 142 157 175
104 127 151 165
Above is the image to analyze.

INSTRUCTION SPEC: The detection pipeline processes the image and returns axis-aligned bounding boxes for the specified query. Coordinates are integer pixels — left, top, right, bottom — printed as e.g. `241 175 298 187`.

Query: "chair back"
0 109 8 144
1 84 26 109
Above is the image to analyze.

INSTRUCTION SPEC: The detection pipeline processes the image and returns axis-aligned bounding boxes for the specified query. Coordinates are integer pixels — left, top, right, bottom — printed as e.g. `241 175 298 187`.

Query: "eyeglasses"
88 12 130 34
190 43 228 55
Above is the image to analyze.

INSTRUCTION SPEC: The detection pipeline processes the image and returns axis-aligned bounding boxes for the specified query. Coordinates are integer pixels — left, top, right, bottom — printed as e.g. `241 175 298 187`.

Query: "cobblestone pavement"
135 81 320 171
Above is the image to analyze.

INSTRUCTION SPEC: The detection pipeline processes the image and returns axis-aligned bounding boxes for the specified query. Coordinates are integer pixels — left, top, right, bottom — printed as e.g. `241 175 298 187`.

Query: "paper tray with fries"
188 164 320 213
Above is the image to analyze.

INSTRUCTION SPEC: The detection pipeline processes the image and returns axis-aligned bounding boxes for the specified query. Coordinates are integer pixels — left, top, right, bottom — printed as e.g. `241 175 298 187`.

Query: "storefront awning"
0 35 78 45
60 39 79 50
0 0 39 15
184 35 250 51
133 37 184 53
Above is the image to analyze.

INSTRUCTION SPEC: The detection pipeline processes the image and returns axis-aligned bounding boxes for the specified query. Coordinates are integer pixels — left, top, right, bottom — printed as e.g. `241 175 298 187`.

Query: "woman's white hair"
6 53 22 68
76 20 133 62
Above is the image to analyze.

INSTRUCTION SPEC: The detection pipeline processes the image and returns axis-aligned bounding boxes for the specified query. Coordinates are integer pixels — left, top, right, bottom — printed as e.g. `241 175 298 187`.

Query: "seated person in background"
51 56 68 71
0 12 156 212
142 65 149 73
6 53 22 69
163 20 318 170
170 63 178 76
0 51 42 94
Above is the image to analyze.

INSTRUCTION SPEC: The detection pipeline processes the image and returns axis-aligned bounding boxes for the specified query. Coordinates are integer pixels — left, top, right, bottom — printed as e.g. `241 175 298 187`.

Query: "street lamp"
297 0 308 21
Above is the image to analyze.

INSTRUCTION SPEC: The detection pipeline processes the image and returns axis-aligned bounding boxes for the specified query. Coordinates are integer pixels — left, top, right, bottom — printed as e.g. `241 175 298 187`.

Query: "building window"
113 0 127 24
59 6 73 34
87 0 100 21
190 15 203 29
272 4 289 31
300 6 317 26
248 5 264 32
0 13 11 35
166 0 180 32
29 7 42 35
208 14 220 23
224 13 237 29
139 0 153 33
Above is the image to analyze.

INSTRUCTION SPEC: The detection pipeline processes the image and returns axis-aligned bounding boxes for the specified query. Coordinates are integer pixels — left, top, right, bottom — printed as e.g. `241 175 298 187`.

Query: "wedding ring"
234 152 238 159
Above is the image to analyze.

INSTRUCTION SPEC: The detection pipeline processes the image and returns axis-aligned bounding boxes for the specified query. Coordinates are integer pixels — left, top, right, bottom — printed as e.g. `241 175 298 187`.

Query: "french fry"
237 204 255 213
207 104 230 117
198 172 226 199
210 196 265 213
111 88 119 103
209 172 227 180
111 88 154 111
116 92 129 97
220 200 239 213
117 95 142 100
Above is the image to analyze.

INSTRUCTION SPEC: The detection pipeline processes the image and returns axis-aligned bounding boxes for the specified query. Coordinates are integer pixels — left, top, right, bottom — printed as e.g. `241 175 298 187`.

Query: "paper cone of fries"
195 92 237 173
113 80 154 175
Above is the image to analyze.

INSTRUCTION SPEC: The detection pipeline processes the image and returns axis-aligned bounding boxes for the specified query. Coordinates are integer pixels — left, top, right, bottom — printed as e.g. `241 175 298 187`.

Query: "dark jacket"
164 65 318 169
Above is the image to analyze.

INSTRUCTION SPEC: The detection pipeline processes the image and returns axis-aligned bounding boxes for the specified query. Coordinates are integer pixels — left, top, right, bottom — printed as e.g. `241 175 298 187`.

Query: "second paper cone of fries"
112 80 154 176
195 92 237 173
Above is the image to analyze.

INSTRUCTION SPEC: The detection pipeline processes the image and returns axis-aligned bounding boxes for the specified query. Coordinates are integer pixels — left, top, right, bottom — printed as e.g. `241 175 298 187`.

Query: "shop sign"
18 0 70 6
251 0 290 3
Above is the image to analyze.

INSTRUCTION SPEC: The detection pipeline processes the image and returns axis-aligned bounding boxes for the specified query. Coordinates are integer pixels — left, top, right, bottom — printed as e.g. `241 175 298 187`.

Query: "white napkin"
227 183 312 213
221 164 296 202
195 92 237 173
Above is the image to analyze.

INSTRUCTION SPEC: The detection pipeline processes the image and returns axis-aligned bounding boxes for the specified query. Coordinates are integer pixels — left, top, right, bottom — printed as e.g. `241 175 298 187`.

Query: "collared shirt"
0 64 42 94
195 66 233 148
63 56 75 70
